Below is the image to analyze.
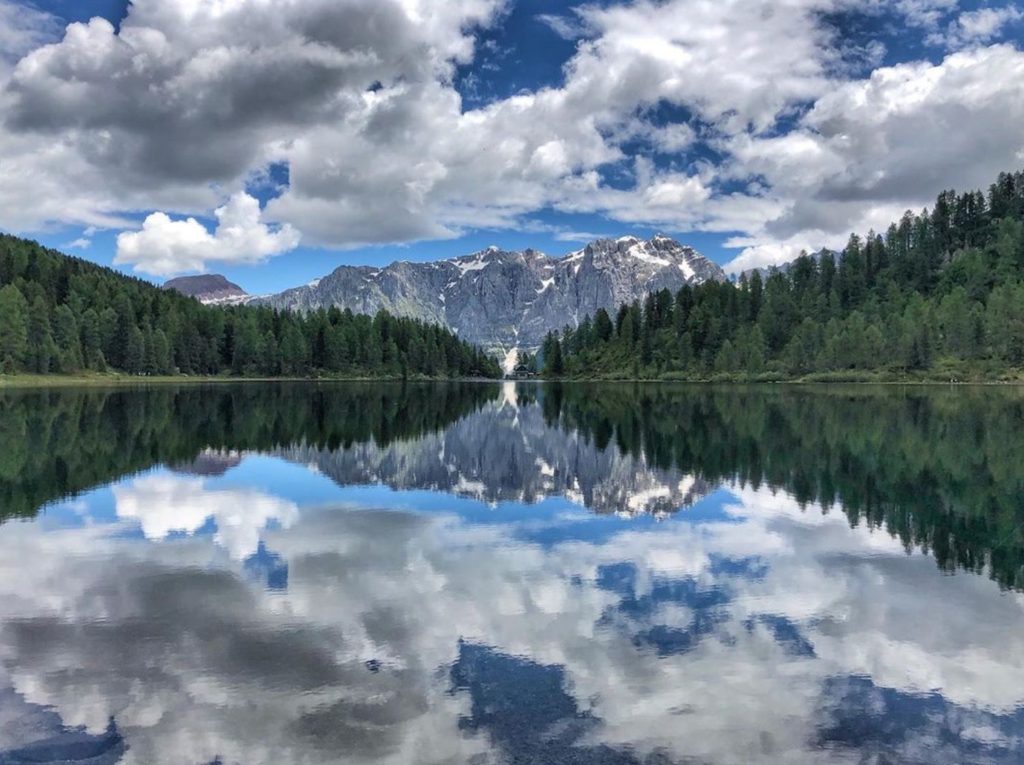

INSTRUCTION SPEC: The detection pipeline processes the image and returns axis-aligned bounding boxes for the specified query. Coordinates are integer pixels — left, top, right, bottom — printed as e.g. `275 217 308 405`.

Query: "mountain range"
164 235 725 362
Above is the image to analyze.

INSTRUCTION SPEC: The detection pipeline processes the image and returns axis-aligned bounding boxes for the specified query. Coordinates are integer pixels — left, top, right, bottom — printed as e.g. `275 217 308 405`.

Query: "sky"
0 0 1022 294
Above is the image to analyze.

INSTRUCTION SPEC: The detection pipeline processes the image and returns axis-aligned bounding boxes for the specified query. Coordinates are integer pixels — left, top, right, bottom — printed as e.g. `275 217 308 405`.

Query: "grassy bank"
6 369 1024 389
547 361 1024 385
0 372 495 388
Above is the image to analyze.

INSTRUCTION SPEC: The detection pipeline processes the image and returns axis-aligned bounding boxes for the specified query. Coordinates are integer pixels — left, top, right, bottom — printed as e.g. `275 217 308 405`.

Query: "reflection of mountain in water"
169 450 242 477
2 382 1024 589
278 397 713 516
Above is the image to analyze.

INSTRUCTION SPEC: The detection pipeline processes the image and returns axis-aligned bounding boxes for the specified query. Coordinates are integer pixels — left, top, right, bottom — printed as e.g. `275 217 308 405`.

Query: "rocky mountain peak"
256 235 726 354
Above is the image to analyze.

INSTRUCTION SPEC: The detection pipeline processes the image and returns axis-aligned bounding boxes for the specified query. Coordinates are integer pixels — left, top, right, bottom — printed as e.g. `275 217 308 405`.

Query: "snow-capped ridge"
257 234 725 353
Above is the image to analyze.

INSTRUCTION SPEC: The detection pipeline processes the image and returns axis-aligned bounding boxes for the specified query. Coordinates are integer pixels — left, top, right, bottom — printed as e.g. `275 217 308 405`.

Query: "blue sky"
1 0 1023 293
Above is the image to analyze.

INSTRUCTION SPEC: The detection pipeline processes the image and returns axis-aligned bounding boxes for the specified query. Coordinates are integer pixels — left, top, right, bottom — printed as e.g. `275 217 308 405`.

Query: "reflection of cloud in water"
113 474 298 559
0 484 1022 763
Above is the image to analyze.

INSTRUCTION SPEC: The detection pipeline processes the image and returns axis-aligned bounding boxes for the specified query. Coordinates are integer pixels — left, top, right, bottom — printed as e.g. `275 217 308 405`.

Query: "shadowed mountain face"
257 235 726 353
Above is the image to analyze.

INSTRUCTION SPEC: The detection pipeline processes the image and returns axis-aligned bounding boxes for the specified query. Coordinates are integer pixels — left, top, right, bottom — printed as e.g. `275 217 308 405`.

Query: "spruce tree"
25 296 57 374
0 284 28 372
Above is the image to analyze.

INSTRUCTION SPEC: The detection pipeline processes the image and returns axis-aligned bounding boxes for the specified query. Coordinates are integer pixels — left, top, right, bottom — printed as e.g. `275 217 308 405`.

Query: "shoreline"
0 374 502 389
531 378 1024 386
3 372 1024 388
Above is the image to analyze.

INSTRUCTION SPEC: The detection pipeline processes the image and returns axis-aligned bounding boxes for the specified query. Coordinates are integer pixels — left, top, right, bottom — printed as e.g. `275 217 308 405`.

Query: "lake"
0 382 1022 764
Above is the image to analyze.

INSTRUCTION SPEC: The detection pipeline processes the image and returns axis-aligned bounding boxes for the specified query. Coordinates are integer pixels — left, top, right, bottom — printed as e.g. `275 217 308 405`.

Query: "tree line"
0 235 502 379
540 169 1024 380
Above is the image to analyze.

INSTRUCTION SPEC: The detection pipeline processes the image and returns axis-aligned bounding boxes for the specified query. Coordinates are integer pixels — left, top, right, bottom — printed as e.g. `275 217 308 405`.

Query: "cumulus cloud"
0 0 508 242
0 0 1022 270
115 191 300 275
934 5 1024 48
723 44 1024 273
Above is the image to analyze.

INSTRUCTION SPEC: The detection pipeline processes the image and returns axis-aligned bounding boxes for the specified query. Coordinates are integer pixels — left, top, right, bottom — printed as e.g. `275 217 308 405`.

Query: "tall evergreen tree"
0 284 28 372
25 296 57 374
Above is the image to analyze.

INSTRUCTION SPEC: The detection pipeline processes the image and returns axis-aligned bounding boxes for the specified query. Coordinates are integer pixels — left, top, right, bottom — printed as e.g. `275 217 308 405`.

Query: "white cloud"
115 191 300 275
0 0 59 70
722 44 1024 272
890 0 959 30
934 5 1024 48
0 0 835 250
553 230 613 243
0 0 1021 272
536 12 590 40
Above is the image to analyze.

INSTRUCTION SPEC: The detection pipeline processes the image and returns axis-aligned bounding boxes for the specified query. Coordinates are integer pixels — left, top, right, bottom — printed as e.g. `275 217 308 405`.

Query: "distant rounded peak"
163 273 246 298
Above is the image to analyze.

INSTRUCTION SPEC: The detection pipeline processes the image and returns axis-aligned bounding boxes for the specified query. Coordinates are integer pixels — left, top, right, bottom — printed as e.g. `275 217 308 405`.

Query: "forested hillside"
542 170 1024 381
0 236 501 379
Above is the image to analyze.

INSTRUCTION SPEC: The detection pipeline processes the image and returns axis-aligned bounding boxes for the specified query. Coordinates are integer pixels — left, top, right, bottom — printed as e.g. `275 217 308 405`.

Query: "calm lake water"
0 382 1023 764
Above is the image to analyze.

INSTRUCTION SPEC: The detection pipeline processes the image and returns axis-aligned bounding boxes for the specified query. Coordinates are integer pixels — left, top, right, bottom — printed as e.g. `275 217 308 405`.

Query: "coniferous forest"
0 235 502 379
541 170 1024 381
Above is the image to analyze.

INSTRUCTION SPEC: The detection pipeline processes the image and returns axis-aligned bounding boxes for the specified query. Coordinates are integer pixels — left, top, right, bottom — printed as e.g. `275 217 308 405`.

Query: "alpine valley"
166 235 725 361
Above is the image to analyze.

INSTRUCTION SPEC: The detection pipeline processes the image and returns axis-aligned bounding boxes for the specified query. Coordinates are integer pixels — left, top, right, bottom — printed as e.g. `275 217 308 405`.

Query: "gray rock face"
258 235 725 353
163 274 249 305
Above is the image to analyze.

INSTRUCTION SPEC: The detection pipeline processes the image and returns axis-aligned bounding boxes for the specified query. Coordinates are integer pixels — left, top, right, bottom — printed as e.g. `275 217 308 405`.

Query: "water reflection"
114 474 298 559
0 382 1023 764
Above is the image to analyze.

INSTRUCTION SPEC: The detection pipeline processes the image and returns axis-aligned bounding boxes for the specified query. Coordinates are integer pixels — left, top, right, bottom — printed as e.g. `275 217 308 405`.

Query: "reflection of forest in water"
1 381 1022 589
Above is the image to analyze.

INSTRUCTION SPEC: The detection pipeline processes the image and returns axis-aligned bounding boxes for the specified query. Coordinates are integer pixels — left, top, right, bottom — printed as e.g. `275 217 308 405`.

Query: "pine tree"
53 305 83 373
280 323 308 375
124 325 145 374
985 282 1024 364
25 296 57 374
542 332 564 376
153 329 173 374
80 309 103 370
0 284 28 372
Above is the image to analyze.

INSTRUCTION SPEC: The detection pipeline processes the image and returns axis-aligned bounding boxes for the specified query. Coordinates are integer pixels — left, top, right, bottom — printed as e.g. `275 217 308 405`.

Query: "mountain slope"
258 235 725 352
163 274 249 305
